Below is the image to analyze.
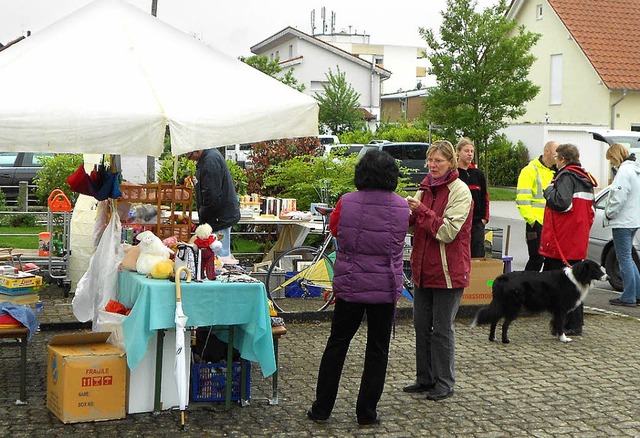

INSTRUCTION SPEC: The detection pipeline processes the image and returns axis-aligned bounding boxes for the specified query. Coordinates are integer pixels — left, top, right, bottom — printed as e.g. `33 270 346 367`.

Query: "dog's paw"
559 334 572 343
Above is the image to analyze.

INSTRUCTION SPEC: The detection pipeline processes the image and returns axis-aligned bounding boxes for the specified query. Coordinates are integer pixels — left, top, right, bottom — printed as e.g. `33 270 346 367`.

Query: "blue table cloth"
117 270 276 377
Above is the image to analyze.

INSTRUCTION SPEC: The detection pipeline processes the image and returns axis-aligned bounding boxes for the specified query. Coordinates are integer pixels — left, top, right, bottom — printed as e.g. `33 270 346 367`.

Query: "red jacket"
539 165 596 261
410 170 473 289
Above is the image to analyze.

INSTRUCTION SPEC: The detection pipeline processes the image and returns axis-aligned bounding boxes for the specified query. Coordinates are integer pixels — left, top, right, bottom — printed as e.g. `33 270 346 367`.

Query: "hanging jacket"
330 190 410 304
516 157 555 225
539 164 597 261
410 170 473 289
604 159 640 229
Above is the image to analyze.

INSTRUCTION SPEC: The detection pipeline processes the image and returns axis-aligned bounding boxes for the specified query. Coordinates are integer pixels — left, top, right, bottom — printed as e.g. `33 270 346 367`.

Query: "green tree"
314 67 365 135
34 154 84 205
241 55 305 92
419 0 540 177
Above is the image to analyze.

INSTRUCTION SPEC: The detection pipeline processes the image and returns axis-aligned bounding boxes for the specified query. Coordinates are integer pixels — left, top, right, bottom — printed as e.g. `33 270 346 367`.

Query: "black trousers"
542 257 584 330
525 222 544 272
311 298 395 423
471 221 486 258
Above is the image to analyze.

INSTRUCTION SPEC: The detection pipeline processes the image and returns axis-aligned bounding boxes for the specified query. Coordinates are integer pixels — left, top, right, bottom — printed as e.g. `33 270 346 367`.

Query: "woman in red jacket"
540 143 596 335
403 140 473 401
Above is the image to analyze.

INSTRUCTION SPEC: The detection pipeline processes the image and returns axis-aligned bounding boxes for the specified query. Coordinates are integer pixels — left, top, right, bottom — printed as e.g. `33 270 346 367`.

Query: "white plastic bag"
72 205 124 326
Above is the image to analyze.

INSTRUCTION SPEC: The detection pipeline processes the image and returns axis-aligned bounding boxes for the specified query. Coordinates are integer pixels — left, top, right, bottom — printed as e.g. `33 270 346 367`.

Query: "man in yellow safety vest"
515 141 558 271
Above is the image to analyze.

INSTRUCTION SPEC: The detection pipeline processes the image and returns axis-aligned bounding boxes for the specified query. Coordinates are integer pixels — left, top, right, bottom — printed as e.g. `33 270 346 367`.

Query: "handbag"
175 243 199 280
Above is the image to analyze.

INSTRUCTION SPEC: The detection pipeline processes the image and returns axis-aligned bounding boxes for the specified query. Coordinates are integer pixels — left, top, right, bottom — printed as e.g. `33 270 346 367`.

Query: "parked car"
324 144 364 156
0 152 53 203
223 144 253 168
588 185 640 291
357 142 430 186
318 135 339 146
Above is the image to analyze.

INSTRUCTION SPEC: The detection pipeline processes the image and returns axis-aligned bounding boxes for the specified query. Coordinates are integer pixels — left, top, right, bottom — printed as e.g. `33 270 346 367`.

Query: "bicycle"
265 206 415 313
265 206 336 313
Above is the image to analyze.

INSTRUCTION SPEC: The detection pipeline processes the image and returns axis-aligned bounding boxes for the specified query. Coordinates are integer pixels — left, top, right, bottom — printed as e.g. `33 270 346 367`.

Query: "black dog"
472 259 608 343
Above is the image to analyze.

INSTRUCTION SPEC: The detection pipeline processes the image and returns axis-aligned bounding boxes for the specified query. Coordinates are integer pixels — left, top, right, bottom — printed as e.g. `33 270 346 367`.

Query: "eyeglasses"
427 158 448 165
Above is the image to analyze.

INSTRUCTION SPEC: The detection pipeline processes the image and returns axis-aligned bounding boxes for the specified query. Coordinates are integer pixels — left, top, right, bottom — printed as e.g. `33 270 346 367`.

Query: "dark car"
0 152 52 203
357 142 429 186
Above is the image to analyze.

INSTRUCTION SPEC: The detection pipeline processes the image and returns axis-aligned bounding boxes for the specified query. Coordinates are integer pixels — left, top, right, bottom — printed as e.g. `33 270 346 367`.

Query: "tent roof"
0 0 318 157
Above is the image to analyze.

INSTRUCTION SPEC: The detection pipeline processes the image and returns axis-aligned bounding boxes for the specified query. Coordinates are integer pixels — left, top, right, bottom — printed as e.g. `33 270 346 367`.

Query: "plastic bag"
72 205 124 326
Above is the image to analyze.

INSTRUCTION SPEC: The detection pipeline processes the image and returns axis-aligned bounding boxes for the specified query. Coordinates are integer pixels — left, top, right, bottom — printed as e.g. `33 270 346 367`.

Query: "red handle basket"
48 189 72 212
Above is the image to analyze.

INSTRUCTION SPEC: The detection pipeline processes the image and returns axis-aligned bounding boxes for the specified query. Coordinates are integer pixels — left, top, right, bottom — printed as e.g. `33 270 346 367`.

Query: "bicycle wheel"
265 246 334 313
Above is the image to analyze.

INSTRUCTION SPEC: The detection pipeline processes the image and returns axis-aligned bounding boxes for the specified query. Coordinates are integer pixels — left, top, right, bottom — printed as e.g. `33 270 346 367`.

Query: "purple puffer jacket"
332 190 410 303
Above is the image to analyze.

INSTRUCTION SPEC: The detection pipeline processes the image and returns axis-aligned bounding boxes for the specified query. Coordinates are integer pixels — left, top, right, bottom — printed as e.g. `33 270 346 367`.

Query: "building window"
631 125 640 132
550 54 563 105
374 57 383 67
536 4 543 20
288 45 293 59
275 50 279 60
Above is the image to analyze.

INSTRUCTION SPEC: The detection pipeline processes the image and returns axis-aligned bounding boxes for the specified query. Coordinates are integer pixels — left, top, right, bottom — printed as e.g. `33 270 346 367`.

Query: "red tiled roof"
549 0 640 90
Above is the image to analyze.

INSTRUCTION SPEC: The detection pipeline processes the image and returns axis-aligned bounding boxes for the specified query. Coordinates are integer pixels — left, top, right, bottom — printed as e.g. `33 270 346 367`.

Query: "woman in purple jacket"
307 149 410 426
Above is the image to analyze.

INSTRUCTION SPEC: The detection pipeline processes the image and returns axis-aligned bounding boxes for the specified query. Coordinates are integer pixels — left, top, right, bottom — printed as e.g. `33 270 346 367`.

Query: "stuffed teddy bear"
135 230 174 275
193 223 222 280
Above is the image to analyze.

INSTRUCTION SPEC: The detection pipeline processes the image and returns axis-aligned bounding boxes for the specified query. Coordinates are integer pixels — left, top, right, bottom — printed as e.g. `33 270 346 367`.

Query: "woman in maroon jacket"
403 140 472 401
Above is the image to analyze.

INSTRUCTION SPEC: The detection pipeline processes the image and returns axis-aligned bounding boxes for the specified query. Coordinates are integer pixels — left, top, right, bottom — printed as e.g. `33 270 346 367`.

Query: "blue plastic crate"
190 361 250 402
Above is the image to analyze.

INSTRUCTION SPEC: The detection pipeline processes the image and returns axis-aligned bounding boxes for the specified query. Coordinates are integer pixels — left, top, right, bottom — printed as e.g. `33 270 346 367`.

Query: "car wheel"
604 249 624 291
604 247 640 292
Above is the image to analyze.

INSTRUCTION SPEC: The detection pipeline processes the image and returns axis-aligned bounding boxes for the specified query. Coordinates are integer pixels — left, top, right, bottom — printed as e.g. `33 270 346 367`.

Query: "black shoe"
564 328 582 336
358 417 381 426
307 410 328 424
402 382 435 393
426 389 454 401
609 298 637 307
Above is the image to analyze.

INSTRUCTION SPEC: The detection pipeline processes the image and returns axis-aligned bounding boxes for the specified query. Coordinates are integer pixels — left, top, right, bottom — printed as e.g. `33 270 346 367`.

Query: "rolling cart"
46 190 72 296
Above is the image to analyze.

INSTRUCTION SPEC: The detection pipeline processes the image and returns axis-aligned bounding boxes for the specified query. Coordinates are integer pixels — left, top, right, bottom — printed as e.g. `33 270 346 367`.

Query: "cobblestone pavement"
2 284 640 437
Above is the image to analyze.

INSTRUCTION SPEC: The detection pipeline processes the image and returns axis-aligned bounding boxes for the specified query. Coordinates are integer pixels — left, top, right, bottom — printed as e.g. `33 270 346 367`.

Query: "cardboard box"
0 272 43 289
47 332 126 423
462 258 504 306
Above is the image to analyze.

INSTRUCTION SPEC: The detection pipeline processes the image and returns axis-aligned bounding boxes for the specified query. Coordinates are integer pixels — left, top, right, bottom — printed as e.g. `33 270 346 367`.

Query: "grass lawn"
488 186 516 201
0 225 47 249
2 189 516 250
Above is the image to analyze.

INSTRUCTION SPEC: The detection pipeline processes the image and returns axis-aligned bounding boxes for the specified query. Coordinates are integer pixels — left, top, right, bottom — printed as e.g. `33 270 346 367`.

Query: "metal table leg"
153 330 165 413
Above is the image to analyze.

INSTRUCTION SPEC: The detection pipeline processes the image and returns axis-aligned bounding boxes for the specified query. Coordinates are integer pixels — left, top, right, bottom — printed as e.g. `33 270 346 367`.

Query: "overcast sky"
0 0 497 57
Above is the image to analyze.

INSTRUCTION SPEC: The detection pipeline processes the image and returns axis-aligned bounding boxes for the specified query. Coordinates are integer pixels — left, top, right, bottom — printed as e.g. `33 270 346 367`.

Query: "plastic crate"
190 361 250 402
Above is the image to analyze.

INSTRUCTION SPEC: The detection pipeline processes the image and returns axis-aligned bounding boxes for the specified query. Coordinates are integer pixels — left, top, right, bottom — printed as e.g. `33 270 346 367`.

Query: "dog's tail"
471 277 504 327
472 305 498 327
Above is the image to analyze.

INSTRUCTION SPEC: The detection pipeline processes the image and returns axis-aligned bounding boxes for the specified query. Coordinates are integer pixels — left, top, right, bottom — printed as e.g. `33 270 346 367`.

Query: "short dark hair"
354 149 399 191
556 143 581 165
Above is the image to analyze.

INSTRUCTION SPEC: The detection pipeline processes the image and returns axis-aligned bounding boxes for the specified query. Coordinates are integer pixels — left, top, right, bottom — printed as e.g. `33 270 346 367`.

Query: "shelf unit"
119 182 193 241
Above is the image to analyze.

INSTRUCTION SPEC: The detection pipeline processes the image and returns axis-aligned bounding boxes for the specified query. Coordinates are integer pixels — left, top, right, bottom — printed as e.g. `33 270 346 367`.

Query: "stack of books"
0 271 43 307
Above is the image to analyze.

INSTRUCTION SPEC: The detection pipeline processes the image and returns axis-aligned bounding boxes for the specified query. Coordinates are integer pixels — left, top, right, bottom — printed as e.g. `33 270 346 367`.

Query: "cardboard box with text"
47 332 126 423
462 258 504 306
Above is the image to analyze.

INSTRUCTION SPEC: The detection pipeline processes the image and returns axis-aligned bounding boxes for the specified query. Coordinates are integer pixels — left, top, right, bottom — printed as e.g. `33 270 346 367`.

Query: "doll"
193 223 223 280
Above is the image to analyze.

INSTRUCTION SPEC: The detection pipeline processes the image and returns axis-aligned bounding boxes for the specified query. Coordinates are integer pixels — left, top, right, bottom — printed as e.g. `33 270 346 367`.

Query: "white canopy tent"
0 0 318 156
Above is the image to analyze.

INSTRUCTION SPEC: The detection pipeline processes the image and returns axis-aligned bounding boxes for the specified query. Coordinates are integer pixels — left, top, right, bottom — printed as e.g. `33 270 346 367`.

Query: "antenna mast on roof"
311 9 316 35
321 7 326 34
331 11 336 34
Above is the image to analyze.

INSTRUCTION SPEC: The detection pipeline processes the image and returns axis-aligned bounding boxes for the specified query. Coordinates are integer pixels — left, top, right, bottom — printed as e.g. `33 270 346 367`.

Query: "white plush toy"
135 230 174 275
